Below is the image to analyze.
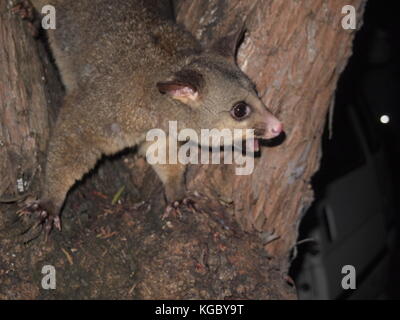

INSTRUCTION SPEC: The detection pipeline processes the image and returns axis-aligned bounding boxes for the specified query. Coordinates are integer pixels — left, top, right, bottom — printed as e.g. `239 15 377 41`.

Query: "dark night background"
290 0 400 299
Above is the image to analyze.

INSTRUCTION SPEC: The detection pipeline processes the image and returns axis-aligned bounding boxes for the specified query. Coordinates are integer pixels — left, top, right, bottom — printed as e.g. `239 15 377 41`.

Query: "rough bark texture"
0 0 365 299
176 0 366 259
0 0 62 199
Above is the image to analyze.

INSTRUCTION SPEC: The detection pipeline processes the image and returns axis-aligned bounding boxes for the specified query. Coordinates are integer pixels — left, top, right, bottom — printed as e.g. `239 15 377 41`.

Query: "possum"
18 0 283 234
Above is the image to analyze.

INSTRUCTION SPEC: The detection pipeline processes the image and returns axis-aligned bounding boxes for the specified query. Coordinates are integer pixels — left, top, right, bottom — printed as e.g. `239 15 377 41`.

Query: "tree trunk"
0 0 365 299
176 0 366 259
0 0 62 199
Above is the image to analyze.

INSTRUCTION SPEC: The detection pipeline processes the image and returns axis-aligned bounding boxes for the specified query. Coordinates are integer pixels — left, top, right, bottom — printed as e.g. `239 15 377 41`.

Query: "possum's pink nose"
271 122 283 135
265 118 283 139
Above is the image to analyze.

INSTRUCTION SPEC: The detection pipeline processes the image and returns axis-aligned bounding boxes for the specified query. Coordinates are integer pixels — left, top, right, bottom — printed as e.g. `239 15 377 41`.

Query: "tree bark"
176 0 366 260
0 0 366 299
0 0 62 199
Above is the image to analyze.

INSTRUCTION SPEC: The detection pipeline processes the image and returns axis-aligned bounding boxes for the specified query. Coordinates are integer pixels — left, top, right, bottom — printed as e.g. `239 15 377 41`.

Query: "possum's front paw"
164 181 186 205
18 199 61 239
163 183 197 217
163 183 190 216
163 198 197 218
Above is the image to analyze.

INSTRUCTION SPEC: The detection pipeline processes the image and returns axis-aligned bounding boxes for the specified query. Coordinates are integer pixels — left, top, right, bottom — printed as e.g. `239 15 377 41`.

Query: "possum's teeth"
246 138 260 153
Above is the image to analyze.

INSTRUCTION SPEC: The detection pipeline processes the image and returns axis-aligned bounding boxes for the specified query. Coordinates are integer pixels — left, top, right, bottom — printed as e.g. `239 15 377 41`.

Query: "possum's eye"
231 102 251 120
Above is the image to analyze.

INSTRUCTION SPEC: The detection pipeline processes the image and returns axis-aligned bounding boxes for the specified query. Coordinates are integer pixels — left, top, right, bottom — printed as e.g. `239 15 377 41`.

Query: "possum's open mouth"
249 127 266 152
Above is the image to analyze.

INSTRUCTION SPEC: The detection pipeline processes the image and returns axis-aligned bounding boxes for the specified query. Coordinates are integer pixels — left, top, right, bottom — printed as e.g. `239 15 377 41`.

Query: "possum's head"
156 29 283 150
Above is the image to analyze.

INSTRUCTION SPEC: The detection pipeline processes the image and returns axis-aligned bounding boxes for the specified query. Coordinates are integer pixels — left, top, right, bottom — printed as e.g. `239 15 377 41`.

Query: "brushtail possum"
22 0 283 233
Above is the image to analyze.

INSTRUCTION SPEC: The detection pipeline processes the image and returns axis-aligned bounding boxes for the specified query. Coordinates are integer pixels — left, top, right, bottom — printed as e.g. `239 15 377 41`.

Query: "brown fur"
28 0 282 227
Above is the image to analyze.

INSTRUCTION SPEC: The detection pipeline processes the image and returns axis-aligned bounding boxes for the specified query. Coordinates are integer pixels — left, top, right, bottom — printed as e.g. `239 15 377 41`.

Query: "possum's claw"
162 201 180 218
182 198 197 211
162 197 197 218
17 200 61 240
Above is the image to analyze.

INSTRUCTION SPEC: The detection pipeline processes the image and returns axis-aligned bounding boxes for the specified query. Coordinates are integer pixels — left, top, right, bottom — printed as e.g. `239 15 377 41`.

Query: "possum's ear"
209 26 246 63
157 81 198 103
157 69 204 103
